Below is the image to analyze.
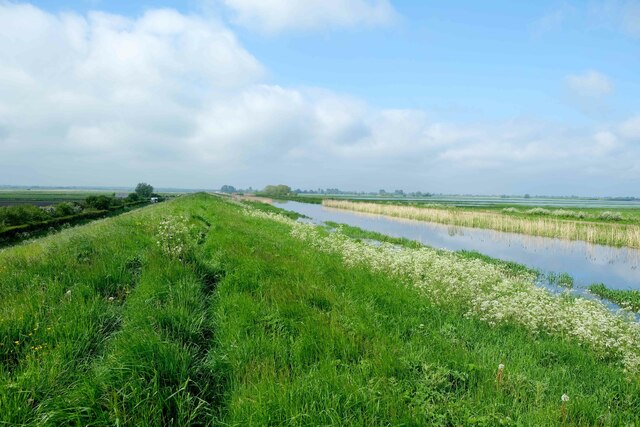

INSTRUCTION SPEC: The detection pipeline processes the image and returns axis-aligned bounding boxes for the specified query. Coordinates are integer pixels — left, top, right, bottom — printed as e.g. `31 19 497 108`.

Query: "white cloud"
566 70 614 98
218 0 398 33
0 3 263 165
0 3 639 195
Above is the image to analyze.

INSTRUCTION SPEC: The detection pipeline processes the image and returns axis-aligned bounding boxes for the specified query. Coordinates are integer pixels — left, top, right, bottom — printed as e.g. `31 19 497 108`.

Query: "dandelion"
561 393 569 420
496 363 505 386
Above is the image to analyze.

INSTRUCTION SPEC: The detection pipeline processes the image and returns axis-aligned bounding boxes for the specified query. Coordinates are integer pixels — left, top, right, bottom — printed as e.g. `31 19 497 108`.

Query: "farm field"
0 189 183 207
323 199 640 248
1 193 640 425
0 190 118 207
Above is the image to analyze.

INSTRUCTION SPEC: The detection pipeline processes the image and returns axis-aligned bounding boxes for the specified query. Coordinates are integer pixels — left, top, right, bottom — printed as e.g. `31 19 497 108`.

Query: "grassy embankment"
1 193 640 425
323 199 640 248
0 201 151 248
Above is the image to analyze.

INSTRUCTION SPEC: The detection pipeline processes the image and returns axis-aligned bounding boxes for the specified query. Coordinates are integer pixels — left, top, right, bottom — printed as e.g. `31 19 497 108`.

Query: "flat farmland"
0 190 117 206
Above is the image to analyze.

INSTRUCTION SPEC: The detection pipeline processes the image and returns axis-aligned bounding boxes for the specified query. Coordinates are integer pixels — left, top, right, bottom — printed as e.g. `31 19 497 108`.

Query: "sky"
0 0 639 195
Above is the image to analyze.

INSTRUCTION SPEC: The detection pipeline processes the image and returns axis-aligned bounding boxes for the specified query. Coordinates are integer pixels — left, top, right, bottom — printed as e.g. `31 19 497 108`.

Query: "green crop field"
1 193 639 425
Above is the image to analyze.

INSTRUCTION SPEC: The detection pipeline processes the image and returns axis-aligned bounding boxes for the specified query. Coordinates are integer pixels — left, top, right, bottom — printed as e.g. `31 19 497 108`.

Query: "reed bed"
323 200 640 248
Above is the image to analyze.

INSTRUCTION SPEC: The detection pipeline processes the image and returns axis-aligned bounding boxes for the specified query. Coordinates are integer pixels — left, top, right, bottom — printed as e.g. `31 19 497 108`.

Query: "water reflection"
274 201 640 291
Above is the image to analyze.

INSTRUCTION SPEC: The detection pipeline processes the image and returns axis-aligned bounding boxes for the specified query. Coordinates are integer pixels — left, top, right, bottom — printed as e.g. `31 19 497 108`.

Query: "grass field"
323 199 640 248
1 193 640 425
0 190 118 206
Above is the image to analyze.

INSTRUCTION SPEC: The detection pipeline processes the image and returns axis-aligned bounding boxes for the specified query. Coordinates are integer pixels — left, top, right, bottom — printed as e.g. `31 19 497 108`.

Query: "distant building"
150 197 159 203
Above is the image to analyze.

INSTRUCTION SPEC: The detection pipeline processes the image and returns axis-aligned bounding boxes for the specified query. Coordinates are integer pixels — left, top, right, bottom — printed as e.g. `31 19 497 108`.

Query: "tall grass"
324 200 640 248
589 284 640 312
1 194 640 424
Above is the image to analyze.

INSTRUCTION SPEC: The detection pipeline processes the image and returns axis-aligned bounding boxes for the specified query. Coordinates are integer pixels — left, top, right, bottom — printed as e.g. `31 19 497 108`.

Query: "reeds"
323 200 640 248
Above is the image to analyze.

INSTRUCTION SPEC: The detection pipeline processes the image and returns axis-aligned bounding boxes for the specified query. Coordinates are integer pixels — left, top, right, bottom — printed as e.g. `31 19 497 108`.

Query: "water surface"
273 201 640 292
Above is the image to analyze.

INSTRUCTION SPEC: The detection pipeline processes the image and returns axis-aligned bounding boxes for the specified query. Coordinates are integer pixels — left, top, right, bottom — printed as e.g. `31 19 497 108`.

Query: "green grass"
324 220 423 248
324 220 536 278
0 201 150 248
547 272 575 289
0 193 639 425
243 200 308 220
589 284 640 312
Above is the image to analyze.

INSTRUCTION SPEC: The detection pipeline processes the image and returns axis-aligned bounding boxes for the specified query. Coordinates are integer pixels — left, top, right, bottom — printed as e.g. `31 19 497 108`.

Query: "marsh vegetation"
323 200 640 248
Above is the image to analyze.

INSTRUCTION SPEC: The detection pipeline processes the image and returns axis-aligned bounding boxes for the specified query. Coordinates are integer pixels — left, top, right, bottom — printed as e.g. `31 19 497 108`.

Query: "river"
273 201 640 293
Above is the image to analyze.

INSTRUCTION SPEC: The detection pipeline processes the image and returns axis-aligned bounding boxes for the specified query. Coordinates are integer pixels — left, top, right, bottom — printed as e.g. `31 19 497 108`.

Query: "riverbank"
323 199 640 248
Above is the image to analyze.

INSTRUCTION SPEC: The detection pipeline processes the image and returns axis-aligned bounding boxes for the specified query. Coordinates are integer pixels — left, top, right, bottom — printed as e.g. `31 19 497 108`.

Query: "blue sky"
2 1 639 194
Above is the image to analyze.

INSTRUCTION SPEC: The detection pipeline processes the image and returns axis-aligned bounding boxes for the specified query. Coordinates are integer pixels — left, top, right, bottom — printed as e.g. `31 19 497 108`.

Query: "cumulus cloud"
0 3 263 174
218 0 398 33
566 70 614 98
0 3 639 195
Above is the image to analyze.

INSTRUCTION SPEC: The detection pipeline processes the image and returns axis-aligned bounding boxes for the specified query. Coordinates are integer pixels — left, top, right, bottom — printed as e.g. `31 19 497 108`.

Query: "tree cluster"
261 185 292 197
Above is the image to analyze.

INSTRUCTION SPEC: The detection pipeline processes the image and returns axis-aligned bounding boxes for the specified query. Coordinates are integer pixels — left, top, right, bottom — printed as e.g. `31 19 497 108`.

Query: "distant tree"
394 189 405 196
379 189 387 195
135 183 154 198
262 185 292 197
220 185 236 193
524 194 531 199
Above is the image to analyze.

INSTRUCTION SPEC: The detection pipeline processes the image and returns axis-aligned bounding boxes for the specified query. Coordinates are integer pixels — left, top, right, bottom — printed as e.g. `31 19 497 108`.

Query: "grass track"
1 194 639 425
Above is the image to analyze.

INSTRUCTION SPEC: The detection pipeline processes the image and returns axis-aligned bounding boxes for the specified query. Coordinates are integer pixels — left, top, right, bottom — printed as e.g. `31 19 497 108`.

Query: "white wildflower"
242 204 640 375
